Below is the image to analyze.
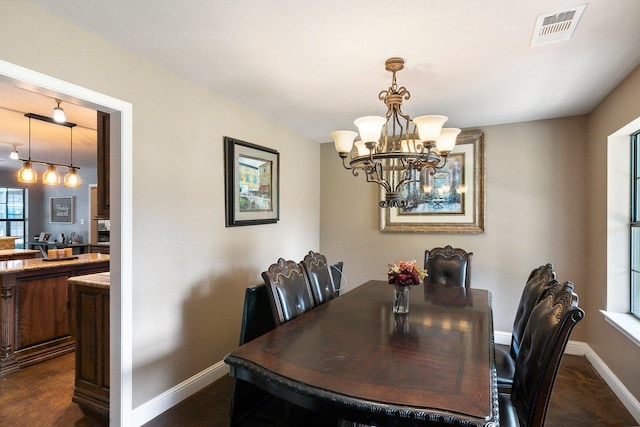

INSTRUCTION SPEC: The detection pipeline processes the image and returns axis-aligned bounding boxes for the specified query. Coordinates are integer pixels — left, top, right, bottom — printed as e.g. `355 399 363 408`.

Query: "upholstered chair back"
510 263 556 359
238 284 276 346
262 258 315 325
301 251 337 307
423 245 473 288
330 261 344 296
508 281 584 427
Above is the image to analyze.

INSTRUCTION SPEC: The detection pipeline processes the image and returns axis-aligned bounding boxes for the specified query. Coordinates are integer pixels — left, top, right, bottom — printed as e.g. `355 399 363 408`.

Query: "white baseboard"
585 345 640 424
494 330 512 346
494 330 586 356
131 360 230 426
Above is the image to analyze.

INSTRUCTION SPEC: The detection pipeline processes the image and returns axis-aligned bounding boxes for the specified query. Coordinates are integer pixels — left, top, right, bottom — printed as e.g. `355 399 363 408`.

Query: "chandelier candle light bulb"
354 140 372 157
413 115 449 142
331 130 358 154
354 116 386 143
330 57 461 208
436 128 461 154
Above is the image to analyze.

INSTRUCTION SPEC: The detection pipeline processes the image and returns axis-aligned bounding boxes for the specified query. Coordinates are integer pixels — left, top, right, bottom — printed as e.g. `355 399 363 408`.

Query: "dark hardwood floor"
0 350 637 426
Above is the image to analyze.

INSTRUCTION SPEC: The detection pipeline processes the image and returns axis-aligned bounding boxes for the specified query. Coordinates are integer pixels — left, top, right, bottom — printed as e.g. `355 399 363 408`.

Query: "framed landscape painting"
380 130 485 233
224 136 280 227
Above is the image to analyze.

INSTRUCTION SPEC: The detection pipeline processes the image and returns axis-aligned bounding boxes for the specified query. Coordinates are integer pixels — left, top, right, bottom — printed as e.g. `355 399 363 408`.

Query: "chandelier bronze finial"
331 57 460 208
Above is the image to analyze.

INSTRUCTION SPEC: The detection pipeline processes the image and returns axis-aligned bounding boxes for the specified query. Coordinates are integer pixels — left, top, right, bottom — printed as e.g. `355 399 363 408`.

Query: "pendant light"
64 127 81 188
9 145 19 160
43 164 61 185
17 113 82 187
53 99 66 123
17 116 37 183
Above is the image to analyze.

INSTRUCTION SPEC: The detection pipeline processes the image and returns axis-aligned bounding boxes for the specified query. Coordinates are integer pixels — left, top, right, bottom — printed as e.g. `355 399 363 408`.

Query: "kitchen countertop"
0 237 17 249
0 253 109 274
68 271 110 289
0 249 40 256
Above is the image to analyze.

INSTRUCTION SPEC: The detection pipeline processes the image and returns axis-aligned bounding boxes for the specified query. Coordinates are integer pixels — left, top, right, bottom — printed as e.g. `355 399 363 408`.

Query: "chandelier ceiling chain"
331 57 460 208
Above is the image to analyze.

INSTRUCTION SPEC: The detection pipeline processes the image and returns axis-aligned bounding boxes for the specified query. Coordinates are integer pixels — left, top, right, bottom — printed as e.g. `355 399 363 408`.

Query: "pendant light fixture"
17 116 37 183
43 164 61 185
18 113 81 187
53 99 66 123
9 145 19 160
64 127 81 188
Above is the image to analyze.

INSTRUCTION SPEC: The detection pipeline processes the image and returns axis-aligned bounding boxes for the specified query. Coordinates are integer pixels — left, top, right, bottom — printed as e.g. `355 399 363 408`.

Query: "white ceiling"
0 83 97 171
5 0 640 165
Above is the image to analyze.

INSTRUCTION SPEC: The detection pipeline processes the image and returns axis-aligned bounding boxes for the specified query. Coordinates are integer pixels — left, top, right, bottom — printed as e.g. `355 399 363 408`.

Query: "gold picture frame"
380 130 485 233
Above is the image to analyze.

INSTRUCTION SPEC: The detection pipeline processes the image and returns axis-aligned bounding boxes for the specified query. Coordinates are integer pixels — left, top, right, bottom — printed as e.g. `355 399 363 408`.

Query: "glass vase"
393 285 410 314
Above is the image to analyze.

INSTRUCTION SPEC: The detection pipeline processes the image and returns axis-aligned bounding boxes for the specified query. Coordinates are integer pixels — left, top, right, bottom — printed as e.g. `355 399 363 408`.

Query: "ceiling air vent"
530 4 587 47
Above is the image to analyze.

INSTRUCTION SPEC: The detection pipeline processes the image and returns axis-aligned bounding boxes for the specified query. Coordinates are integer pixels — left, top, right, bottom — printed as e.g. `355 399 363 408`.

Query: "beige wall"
587 64 640 400
0 2 320 408
5 0 640 419
320 116 589 338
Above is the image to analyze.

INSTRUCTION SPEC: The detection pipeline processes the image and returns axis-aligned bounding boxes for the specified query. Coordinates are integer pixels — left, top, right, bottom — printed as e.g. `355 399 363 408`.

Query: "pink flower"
387 260 426 287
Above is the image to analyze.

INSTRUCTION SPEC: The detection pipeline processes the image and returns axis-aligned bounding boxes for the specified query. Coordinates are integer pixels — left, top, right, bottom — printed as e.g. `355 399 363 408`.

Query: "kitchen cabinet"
0 254 110 376
96 111 110 219
89 244 110 254
70 272 110 417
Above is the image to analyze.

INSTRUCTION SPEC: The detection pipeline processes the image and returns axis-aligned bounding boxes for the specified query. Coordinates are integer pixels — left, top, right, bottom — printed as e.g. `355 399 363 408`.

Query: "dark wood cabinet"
96 111 110 219
72 273 109 417
89 244 110 254
17 274 72 350
0 255 110 377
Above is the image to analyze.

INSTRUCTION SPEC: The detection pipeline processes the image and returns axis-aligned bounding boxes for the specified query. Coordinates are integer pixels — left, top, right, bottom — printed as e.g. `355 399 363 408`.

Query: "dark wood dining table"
224 280 499 426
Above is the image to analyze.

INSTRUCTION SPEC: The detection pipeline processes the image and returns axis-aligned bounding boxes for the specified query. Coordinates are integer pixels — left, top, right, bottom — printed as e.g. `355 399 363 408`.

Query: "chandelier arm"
393 168 421 194
341 156 354 170
347 162 391 193
433 154 449 170
358 161 389 193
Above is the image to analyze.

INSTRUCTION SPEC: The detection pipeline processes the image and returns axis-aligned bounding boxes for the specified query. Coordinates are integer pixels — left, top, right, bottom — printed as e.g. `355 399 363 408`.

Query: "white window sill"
600 310 640 348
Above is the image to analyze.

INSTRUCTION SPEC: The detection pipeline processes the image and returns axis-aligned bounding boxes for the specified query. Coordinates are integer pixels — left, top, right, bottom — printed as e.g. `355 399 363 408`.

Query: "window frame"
630 131 640 319
0 187 27 248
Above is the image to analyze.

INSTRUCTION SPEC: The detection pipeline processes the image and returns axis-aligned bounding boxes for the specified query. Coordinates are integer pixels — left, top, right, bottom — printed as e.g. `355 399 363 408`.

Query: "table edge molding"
225 355 498 426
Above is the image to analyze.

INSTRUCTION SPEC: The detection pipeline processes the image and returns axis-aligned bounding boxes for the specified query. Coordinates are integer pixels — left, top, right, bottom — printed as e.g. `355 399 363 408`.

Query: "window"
0 188 26 248
631 132 640 318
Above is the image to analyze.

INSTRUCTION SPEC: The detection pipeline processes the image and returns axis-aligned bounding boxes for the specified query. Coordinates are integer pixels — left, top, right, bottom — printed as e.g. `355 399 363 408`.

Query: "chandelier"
330 57 460 208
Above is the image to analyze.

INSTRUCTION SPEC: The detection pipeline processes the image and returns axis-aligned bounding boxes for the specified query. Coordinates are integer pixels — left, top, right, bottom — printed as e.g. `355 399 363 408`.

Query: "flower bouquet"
387 260 427 287
387 260 427 314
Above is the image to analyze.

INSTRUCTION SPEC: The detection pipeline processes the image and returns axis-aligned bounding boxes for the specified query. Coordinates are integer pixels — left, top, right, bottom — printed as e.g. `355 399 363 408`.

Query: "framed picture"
50 196 74 224
380 130 485 233
224 136 280 227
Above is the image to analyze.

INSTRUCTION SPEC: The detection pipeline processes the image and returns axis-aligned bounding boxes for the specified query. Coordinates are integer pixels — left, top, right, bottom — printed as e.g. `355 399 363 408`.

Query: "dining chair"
330 261 344 296
423 245 473 288
499 280 585 427
238 283 276 346
262 257 315 325
495 263 556 393
230 284 278 425
301 251 338 307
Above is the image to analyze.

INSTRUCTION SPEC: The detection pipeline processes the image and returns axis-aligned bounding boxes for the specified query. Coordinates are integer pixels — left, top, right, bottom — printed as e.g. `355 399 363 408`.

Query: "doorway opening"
0 59 133 425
